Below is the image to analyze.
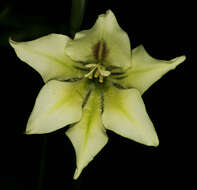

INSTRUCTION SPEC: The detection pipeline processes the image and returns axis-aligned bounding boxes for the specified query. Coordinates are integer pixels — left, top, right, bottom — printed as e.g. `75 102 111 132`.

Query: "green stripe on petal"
65 10 131 70
118 45 186 94
66 89 108 179
102 84 159 146
26 80 87 134
9 34 84 82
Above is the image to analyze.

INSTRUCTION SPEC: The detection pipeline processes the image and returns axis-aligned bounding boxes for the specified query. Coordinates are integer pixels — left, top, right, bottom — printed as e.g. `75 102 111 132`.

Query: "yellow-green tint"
9 34 85 82
66 89 108 179
102 83 159 146
26 80 87 134
118 45 186 94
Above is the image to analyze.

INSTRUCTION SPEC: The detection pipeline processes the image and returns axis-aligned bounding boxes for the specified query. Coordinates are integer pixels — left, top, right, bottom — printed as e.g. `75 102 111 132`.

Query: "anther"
99 75 103 83
88 73 93 79
94 70 100 78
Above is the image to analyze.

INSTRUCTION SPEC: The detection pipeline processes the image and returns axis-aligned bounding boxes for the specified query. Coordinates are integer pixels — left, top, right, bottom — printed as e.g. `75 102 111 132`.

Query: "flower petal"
102 84 159 146
26 80 87 134
65 10 131 70
117 45 186 94
66 89 108 179
9 34 84 82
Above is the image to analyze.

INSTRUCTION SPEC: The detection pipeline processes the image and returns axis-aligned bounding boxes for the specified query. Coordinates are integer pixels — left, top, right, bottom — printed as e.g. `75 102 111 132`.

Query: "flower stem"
69 0 88 38
38 135 48 190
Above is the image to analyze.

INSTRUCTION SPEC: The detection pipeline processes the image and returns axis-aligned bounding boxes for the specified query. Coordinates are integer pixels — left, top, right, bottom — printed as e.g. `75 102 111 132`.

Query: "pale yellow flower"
9 10 186 179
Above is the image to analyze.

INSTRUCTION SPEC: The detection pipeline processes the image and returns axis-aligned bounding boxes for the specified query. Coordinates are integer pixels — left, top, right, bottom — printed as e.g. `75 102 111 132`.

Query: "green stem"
38 135 48 190
69 0 88 38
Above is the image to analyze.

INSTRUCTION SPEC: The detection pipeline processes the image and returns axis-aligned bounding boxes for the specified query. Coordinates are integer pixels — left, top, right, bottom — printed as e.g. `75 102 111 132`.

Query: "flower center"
84 64 111 83
84 39 111 83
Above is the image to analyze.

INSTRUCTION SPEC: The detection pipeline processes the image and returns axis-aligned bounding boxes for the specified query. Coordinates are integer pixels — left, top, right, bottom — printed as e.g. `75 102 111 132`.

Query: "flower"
9 10 186 179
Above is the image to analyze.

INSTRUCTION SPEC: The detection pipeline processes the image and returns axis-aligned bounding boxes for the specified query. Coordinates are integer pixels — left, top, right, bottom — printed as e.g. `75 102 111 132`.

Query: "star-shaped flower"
10 10 186 179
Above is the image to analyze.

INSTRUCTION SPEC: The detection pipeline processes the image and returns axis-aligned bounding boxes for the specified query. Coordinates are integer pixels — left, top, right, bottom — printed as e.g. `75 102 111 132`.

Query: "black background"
0 0 194 189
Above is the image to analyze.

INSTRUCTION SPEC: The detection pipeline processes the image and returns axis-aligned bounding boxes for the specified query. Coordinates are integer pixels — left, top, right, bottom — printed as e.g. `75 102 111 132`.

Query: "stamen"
99 75 103 83
85 64 97 68
99 69 111 77
94 70 100 78
88 74 93 79
84 64 111 83
85 68 96 78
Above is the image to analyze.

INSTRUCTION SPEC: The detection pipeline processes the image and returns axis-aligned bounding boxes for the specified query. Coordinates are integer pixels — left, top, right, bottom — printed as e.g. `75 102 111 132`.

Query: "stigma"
84 64 111 83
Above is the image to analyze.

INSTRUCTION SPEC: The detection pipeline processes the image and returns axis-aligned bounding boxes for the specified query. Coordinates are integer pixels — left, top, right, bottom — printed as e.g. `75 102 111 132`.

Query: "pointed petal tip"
171 55 186 68
146 135 159 147
9 37 16 46
25 122 50 135
25 127 51 135
25 125 36 135
97 9 115 21
180 55 186 62
73 168 81 180
25 128 33 135
151 139 159 147
9 37 21 46
105 9 116 20
175 55 186 63
105 9 113 15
